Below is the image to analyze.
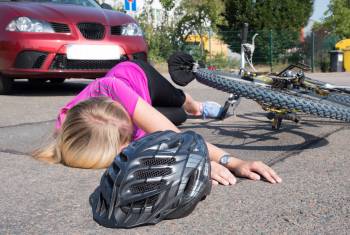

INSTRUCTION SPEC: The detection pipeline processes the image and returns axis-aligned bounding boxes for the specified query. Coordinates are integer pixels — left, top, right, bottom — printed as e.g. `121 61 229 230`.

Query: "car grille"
14 51 48 69
50 22 70 33
77 22 105 40
110 25 122 35
50 54 128 70
33 55 47 68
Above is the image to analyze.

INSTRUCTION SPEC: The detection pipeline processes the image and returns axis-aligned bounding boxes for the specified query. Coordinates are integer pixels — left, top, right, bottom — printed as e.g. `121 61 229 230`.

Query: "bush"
206 53 240 70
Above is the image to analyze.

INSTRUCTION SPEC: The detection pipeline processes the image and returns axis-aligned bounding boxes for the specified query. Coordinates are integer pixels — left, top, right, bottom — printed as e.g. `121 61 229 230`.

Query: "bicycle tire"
327 93 350 107
303 76 350 107
288 90 350 109
195 69 350 122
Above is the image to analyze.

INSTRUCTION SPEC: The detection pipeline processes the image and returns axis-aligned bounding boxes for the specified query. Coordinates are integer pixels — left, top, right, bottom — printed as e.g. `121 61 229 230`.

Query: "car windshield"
1 0 101 8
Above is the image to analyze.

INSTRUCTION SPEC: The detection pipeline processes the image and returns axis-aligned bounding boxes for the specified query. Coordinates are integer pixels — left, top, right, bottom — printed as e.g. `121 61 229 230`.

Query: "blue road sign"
124 0 136 11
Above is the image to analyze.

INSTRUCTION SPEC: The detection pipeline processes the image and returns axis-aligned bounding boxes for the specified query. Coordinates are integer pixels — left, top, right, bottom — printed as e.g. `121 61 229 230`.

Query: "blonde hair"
33 97 133 169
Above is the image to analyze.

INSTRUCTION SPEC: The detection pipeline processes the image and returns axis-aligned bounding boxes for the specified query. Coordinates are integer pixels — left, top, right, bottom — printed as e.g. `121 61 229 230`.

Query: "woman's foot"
183 94 202 116
201 101 223 119
182 93 224 118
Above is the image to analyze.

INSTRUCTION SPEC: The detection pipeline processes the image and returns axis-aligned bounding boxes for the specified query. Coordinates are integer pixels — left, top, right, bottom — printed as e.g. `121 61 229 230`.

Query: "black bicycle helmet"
167 52 196 86
89 130 211 228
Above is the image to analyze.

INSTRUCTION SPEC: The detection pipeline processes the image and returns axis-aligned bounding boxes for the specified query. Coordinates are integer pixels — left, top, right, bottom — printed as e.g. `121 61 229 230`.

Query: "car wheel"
0 74 14 95
50 78 66 84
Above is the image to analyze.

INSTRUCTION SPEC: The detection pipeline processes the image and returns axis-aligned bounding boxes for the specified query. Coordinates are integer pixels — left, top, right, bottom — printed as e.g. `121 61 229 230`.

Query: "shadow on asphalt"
181 123 329 151
8 80 90 96
183 112 333 152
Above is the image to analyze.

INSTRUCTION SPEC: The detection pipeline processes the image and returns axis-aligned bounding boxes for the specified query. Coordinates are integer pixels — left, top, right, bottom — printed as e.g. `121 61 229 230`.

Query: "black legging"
132 60 187 126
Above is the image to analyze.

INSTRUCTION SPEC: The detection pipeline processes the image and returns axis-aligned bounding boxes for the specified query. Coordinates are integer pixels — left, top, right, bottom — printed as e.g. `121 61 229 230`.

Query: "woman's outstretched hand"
231 160 282 184
210 160 282 186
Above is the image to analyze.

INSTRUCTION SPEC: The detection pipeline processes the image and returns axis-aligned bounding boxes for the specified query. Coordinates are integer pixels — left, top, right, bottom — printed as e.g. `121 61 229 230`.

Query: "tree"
174 0 225 59
220 0 312 32
137 0 225 62
322 0 350 38
136 0 178 62
160 0 175 11
219 0 313 63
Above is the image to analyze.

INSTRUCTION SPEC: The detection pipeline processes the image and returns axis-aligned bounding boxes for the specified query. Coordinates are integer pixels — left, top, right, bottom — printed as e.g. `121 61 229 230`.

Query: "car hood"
5 2 135 25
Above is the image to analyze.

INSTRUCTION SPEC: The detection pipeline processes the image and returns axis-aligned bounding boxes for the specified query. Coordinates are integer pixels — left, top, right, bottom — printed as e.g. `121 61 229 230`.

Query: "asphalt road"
0 73 349 234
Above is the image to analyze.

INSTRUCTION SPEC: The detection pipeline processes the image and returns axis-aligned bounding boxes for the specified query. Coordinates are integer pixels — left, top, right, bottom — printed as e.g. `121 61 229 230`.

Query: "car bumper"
0 32 147 79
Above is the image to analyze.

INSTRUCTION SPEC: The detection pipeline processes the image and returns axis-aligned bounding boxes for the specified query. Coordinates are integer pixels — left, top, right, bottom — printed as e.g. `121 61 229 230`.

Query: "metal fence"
181 30 340 73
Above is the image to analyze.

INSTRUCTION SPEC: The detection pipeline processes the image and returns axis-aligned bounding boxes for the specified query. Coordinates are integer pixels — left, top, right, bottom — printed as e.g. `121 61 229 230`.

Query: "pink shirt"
55 61 151 140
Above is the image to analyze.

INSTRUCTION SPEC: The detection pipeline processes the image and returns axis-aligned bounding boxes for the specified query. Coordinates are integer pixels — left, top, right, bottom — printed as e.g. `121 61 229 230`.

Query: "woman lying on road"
33 58 282 185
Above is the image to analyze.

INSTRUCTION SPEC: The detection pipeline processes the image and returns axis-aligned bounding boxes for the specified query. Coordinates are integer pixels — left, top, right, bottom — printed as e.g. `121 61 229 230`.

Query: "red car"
0 0 148 94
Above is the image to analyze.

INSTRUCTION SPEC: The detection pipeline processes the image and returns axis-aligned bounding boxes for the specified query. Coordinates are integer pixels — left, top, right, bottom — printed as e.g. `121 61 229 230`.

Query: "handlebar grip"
241 23 249 44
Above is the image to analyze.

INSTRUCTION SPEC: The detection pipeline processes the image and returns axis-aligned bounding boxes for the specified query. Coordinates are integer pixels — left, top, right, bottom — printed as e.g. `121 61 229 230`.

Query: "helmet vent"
146 194 159 205
132 199 146 208
105 162 120 184
130 181 166 193
106 173 115 187
131 194 159 209
119 152 128 162
98 199 107 216
141 157 176 166
112 163 120 173
134 168 172 179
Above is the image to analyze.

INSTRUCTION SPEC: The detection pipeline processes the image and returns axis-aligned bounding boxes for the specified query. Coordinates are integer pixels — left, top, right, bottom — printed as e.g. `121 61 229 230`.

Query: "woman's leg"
132 60 202 114
131 60 191 125
132 60 186 107
133 60 221 120
182 93 202 116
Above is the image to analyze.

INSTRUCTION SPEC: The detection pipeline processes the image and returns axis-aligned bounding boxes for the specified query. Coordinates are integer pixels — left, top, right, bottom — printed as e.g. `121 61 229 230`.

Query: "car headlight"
121 23 143 36
6 17 54 33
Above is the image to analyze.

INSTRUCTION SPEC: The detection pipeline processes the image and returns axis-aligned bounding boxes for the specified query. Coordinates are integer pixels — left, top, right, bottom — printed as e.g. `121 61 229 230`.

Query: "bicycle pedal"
218 101 231 120
218 95 240 120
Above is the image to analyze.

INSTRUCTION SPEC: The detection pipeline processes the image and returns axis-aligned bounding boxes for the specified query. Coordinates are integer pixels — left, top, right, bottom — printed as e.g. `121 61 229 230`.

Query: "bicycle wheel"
195 69 350 122
302 76 350 107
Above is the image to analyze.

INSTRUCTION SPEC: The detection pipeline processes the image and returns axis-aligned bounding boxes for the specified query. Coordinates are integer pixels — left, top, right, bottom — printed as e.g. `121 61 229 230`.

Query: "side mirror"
100 3 113 10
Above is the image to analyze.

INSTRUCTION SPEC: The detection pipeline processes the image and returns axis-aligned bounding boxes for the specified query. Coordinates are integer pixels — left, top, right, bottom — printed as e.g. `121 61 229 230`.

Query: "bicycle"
169 24 350 130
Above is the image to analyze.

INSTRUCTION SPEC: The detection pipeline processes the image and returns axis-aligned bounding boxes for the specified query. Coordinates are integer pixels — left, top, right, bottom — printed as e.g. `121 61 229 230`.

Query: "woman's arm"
133 98 281 185
133 98 180 133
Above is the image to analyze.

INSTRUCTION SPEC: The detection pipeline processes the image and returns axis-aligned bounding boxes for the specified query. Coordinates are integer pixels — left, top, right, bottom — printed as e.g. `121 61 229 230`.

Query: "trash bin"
343 48 350 72
329 50 344 72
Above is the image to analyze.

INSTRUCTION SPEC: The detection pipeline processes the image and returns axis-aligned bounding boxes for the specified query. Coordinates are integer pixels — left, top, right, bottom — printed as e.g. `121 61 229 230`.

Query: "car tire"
50 78 66 84
0 74 14 95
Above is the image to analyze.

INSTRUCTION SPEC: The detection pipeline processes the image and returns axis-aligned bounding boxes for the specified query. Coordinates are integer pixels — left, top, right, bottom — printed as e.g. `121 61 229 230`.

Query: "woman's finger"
247 171 261 181
212 180 219 186
257 168 277 184
211 161 236 185
219 167 236 185
211 172 229 185
249 162 280 184
268 168 282 183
